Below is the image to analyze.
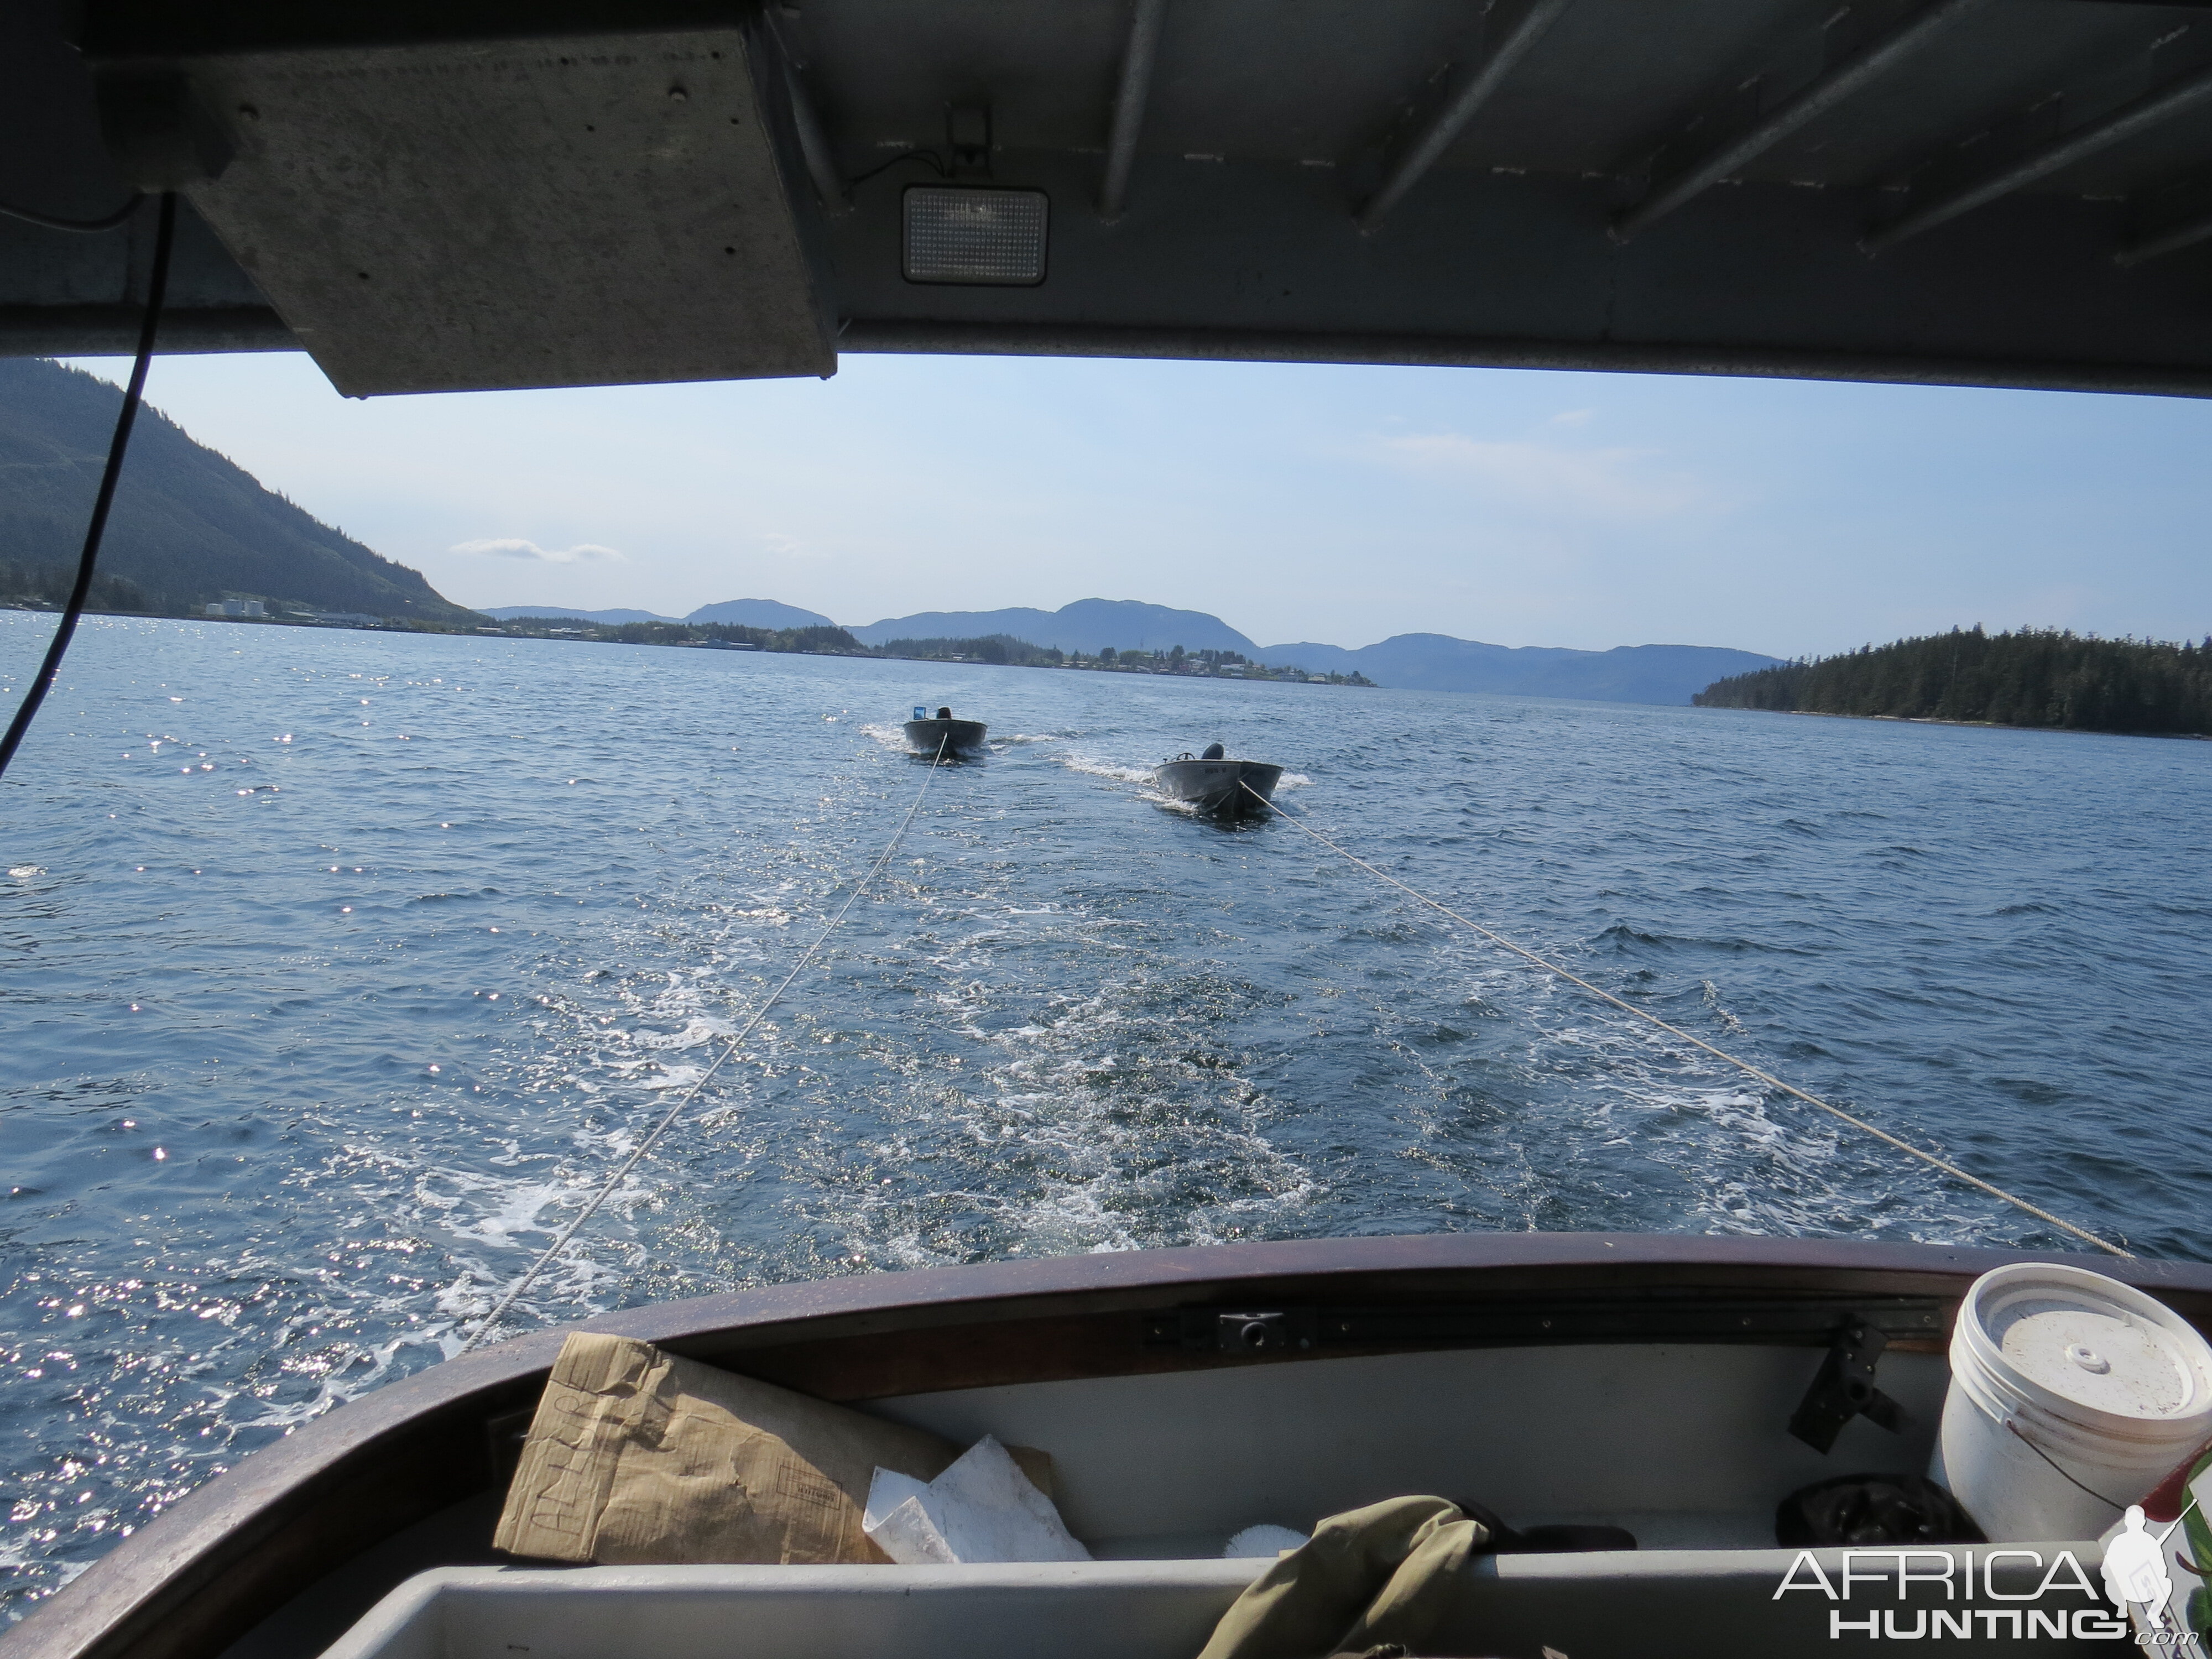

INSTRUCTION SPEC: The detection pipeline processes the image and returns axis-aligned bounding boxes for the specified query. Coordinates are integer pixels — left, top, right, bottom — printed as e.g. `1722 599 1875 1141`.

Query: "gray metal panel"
1141 0 1474 168
11 0 2212 390
786 0 1131 159
0 4 280 349
168 25 834 395
825 150 2212 392
1446 0 1848 177
0 302 287 354
0 197 267 315
1667 1 2178 190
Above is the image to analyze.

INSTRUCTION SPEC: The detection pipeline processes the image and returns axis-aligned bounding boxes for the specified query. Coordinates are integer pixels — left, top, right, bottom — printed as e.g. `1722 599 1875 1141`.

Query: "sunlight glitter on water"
2 612 2211 1611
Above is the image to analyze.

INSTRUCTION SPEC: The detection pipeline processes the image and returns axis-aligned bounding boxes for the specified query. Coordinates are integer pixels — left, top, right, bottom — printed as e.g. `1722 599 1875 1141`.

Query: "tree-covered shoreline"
3 597 1380 687
496 617 1375 683
1694 626 2212 736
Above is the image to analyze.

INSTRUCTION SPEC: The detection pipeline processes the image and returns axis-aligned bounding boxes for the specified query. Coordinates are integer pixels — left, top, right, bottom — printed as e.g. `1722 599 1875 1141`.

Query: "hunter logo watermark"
2104 1507 2187 1648
1775 1547 2145 1642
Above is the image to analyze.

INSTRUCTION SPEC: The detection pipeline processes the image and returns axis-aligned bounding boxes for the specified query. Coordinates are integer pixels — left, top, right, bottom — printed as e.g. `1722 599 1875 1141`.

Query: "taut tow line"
1240 781 2130 1260
458 735 952 1354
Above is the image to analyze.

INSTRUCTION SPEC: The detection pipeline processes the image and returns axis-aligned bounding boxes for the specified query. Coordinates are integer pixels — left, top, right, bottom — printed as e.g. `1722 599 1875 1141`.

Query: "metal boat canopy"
8 0 2212 396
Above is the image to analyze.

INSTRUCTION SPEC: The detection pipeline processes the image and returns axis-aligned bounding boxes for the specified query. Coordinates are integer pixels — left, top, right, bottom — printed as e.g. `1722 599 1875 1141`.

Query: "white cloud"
450 537 627 563
1549 409 1595 427
1368 432 1713 520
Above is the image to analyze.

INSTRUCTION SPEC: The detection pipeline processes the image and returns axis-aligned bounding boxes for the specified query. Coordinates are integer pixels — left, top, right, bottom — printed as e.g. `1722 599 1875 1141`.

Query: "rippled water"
3 611 2210 1612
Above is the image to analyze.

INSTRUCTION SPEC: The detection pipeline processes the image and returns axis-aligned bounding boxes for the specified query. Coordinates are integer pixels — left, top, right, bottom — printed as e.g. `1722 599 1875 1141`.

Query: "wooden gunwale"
9 1233 2211 1659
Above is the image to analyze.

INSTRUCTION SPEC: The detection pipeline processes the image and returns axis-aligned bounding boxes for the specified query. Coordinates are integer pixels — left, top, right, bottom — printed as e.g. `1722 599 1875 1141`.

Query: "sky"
64 348 2212 658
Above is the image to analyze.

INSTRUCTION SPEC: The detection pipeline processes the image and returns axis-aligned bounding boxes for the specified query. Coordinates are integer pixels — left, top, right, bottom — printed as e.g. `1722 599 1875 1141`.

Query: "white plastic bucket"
1931 1262 2212 1540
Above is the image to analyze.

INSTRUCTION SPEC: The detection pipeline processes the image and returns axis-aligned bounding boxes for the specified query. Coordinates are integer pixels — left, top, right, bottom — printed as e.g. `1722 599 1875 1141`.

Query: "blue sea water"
2 611 2210 1613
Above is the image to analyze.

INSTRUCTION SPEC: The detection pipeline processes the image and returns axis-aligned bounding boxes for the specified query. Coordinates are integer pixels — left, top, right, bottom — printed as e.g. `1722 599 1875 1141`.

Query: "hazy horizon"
60 349 2212 660
482 597 1782 658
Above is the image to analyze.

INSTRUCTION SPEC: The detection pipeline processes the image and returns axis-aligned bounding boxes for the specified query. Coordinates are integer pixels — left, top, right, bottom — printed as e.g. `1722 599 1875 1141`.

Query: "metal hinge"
1789 1319 1907 1454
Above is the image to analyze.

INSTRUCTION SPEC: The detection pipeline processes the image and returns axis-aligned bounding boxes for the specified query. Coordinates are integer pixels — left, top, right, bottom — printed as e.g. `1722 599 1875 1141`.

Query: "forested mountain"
1694 627 2212 735
685 598 835 629
849 598 1258 655
0 357 478 624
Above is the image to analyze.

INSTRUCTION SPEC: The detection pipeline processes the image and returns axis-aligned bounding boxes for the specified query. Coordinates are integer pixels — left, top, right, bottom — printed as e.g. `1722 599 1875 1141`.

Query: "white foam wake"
1056 754 1157 785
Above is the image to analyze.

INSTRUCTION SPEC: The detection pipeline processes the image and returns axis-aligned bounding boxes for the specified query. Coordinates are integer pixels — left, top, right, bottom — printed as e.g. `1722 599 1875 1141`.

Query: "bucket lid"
1960 1262 2212 1431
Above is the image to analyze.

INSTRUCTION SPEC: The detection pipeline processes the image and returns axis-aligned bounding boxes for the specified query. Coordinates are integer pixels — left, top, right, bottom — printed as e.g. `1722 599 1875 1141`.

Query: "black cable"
2004 1419 2126 1512
0 192 147 233
846 148 948 187
0 190 175 784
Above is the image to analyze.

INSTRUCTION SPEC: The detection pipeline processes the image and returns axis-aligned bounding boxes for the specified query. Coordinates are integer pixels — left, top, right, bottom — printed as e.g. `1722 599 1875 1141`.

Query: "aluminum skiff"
1153 759 1284 817
902 719 988 759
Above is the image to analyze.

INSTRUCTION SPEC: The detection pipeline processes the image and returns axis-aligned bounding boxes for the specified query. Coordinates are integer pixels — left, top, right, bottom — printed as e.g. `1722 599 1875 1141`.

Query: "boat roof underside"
10 0 2212 397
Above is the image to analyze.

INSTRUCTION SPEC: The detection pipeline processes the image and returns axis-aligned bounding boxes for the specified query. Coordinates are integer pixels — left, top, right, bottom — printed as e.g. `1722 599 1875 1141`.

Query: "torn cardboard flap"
494 1332 972 1565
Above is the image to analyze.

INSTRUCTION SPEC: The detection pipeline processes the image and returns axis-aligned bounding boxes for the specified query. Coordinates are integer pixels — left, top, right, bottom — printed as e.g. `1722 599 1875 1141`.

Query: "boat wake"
2 614 2188 1615
1053 753 1156 785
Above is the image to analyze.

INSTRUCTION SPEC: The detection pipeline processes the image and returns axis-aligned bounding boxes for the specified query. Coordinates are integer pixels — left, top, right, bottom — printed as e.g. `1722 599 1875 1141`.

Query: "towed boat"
904 708 988 759
14 1233 2203 1659
1155 745 1284 817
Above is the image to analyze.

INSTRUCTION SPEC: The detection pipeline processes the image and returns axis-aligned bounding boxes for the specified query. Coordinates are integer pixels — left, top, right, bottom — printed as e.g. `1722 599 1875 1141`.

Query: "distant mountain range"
483 598 836 629
1255 636 1780 705
0 358 478 624
847 598 1255 655
0 367 1774 702
485 594 1776 705
830 598 1776 705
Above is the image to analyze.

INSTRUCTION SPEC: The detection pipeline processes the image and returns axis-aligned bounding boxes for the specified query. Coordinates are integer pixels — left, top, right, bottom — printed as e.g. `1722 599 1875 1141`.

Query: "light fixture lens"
902 187 1048 285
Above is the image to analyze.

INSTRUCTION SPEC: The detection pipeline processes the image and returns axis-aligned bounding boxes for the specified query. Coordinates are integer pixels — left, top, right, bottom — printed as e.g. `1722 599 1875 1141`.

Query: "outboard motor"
937 707 952 719
1201 742 1225 760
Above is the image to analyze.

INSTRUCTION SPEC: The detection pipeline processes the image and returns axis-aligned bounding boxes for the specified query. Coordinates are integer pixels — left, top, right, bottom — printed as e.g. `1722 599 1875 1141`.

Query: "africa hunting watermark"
1775 1546 2193 1646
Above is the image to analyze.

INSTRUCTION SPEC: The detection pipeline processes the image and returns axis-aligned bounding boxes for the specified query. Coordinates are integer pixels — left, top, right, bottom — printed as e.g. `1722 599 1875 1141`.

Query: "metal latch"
1148 1308 1319 1353
1790 1320 1906 1453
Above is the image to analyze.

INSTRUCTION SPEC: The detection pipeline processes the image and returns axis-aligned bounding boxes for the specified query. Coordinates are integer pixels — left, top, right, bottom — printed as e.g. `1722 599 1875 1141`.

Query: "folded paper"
861 1433 1091 1564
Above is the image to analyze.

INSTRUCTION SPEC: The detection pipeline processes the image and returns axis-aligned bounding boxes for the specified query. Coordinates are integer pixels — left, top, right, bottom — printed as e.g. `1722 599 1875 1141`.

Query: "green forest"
1694 627 2212 735
876 633 1065 666
588 619 865 653
0 556 159 617
487 620 1371 681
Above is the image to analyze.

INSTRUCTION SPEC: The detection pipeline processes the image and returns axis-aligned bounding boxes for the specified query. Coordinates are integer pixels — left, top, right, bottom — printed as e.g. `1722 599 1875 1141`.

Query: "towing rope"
1240 781 2131 1259
458 735 952 1354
